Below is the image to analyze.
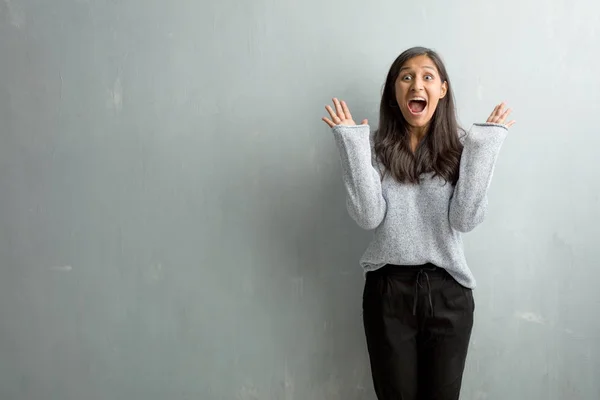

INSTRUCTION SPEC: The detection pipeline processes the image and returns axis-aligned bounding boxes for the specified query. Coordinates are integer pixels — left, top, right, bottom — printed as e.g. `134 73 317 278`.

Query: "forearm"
333 124 387 230
449 123 508 232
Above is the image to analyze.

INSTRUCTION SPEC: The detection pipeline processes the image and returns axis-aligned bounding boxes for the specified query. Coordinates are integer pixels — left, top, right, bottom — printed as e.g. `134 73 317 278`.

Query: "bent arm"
449 123 508 232
332 124 387 230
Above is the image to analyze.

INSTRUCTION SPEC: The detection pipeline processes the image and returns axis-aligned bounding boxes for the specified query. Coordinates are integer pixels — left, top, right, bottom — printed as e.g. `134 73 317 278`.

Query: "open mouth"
408 98 427 115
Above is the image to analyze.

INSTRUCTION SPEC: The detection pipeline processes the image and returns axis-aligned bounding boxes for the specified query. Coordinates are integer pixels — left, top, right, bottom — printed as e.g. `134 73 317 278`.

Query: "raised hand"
322 98 368 128
486 102 516 128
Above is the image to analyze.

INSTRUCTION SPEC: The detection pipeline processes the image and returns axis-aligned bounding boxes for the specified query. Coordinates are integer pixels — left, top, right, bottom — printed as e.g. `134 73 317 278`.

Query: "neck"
409 125 428 152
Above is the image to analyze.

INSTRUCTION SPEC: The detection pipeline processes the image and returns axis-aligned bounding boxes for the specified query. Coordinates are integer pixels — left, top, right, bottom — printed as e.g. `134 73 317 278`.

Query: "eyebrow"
400 65 437 72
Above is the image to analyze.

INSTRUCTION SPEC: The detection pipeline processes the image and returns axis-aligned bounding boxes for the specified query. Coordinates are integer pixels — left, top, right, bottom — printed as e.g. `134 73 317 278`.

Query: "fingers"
341 100 352 121
487 102 504 122
322 117 336 128
322 98 367 127
487 103 501 122
325 105 341 125
487 102 515 128
333 98 346 120
492 103 502 116
499 107 512 123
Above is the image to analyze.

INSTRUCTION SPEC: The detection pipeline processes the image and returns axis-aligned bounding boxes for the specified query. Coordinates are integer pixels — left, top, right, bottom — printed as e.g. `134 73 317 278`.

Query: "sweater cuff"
466 123 509 147
332 124 371 135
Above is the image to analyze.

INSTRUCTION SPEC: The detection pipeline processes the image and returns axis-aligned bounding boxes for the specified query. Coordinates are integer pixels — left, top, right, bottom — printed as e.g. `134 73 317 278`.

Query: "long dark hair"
374 47 463 184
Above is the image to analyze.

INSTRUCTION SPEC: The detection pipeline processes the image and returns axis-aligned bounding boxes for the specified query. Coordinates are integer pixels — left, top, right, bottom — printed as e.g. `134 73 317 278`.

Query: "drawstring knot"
413 268 434 317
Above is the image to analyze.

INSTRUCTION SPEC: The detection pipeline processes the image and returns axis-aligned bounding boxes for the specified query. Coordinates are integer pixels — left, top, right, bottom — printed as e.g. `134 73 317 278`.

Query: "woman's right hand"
322 98 368 128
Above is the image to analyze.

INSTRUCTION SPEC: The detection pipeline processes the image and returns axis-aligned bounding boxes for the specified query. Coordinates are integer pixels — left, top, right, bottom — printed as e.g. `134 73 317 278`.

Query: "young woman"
322 47 515 400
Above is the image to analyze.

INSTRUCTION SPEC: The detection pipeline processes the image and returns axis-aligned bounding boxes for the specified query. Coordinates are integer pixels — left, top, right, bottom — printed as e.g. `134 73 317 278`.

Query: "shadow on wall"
218 109 376 398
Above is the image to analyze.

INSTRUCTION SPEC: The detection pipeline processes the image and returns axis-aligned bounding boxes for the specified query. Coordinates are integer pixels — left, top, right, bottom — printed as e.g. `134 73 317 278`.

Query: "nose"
411 77 424 91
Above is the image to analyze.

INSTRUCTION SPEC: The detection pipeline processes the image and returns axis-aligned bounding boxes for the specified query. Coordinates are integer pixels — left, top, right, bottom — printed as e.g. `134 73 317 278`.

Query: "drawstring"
413 269 434 317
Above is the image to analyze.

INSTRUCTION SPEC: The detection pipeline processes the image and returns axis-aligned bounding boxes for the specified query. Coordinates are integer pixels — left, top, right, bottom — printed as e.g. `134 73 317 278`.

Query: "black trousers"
362 264 474 400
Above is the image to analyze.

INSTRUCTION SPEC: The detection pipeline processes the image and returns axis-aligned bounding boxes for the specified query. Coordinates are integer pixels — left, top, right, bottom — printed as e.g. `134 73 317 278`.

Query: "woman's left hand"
486 102 515 128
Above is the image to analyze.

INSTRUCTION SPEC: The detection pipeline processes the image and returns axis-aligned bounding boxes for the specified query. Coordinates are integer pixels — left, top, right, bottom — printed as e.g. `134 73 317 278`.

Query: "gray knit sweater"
332 123 508 288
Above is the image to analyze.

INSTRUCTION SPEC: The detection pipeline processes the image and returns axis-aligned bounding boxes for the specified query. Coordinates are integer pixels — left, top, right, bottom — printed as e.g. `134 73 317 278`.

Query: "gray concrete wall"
1 0 599 399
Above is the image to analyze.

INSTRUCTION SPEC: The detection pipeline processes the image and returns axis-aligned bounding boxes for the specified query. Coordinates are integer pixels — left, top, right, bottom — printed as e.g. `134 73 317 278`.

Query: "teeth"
410 97 426 102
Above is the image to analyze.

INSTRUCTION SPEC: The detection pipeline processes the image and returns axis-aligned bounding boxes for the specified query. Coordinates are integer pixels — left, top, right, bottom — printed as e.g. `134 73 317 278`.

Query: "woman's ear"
440 81 448 99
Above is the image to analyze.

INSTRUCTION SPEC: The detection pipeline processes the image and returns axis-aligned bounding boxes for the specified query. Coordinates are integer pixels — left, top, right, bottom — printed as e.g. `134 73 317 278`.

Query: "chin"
405 116 431 129
410 121 429 128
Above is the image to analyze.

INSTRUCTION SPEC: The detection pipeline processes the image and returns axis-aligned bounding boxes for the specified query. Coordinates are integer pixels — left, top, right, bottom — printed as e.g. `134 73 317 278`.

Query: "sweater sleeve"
449 123 508 233
332 124 387 230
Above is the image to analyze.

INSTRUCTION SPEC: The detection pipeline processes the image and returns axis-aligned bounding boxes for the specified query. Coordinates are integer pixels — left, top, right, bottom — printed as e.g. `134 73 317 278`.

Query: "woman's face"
395 55 448 131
